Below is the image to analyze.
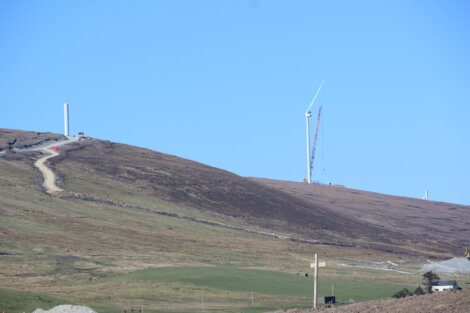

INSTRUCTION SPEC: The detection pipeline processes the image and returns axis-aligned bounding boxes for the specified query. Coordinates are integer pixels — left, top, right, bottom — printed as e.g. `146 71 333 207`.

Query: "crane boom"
310 106 323 179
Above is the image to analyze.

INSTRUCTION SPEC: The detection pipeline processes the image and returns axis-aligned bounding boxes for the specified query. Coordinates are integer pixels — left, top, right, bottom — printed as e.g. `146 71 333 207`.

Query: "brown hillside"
251 178 470 256
0 128 65 150
2 129 468 257
51 140 406 245
273 289 470 313
47 138 451 256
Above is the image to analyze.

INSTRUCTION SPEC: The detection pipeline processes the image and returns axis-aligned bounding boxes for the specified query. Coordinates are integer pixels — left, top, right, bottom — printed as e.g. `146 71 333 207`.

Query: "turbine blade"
305 81 324 113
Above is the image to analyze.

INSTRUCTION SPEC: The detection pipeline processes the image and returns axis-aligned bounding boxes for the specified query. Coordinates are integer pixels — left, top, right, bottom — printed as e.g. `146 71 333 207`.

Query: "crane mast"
310 106 323 180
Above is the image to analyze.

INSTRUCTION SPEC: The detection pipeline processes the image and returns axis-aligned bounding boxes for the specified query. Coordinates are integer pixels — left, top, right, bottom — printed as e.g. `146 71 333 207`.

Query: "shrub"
392 288 413 299
414 285 425 295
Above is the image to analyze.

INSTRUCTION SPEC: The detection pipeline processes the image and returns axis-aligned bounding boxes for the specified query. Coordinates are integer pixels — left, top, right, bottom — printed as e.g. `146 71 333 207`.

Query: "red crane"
310 106 322 180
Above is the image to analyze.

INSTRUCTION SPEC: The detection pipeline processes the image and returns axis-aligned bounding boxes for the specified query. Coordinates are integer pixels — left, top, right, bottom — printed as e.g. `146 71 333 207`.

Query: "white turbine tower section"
305 81 324 183
423 190 429 200
64 102 70 137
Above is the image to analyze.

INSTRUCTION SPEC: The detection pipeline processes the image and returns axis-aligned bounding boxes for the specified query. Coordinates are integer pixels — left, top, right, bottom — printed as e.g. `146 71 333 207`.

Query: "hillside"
1 128 469 313
273 289 470 313
47 133 469 257
0 128 64 151
252 178 470 256
48 139 437 254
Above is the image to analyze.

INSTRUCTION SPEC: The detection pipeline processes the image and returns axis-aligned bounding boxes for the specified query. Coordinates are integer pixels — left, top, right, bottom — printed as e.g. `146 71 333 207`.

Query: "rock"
33 305 97 313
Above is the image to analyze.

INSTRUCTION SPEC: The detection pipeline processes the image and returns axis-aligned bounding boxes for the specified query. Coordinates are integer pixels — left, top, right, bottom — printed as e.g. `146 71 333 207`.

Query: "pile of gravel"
33 305 97 313
421 257 470 274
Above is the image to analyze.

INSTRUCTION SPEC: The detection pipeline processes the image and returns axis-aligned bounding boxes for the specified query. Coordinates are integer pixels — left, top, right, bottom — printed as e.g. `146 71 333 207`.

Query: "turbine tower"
423 190 429 200
305 81 324 183
64 102 70 137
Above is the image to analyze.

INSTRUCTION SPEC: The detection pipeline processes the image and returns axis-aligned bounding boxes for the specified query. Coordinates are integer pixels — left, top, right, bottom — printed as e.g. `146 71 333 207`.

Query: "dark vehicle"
324 296 336 306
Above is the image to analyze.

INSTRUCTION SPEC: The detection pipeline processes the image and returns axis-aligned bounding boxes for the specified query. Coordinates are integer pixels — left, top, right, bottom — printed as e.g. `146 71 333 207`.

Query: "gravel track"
13 136 79 194
34 149 64 194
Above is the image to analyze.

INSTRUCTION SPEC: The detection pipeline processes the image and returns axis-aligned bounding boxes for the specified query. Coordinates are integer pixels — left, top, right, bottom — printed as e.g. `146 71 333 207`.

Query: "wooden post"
313 253 318 309
310 254 326 309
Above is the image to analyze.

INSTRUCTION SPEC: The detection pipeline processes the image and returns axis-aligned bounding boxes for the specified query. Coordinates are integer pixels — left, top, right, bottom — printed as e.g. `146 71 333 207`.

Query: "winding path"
34 149 64 194
24 137 79 194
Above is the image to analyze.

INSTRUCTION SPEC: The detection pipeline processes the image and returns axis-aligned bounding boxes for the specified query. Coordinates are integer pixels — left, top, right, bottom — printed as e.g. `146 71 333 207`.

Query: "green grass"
0 267 411 313
0 266 405 313
0 289 64 313
112 266 408 304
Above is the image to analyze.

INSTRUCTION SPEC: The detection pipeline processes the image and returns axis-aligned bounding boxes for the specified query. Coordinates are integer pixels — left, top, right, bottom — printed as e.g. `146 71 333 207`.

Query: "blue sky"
1 0 469 205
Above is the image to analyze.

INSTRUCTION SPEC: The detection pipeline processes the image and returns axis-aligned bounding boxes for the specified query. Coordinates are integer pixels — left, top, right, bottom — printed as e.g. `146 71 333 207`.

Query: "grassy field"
0 289 64 313
0 266 410 313
117 266 408 300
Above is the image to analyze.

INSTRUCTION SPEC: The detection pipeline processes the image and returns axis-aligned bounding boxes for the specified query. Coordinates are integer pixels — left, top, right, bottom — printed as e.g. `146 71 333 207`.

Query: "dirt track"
34 149 63 194
11 136 79 194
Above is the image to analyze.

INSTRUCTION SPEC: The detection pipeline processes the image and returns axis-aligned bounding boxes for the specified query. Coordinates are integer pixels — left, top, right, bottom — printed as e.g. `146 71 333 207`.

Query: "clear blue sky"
1 1 469 205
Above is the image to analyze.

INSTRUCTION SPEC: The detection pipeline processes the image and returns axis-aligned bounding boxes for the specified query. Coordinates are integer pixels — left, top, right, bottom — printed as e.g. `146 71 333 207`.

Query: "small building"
432 280 459 292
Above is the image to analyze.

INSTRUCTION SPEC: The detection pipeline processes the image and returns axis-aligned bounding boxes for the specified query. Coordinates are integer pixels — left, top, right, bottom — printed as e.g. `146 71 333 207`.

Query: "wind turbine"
305 81 324 183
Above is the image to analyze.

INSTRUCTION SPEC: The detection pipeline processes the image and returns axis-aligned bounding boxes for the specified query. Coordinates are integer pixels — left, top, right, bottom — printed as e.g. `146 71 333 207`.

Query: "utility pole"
310 253 326 309
313 254 318 308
